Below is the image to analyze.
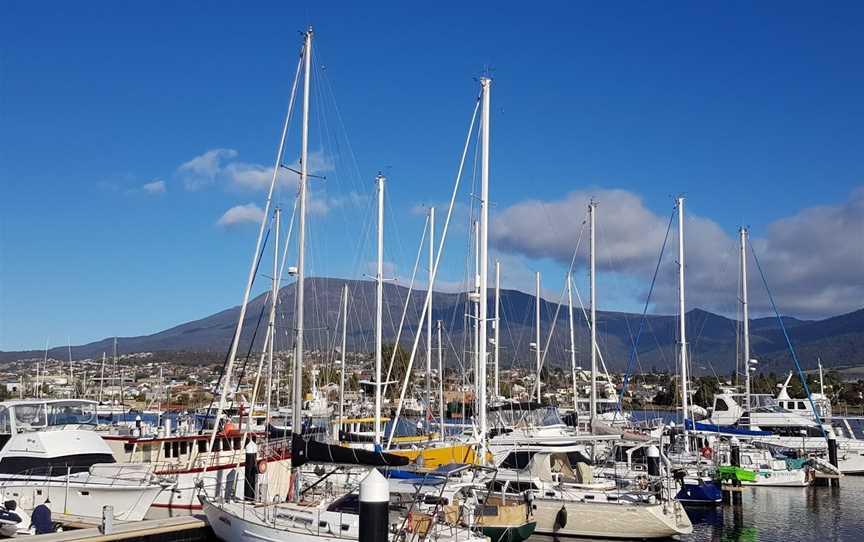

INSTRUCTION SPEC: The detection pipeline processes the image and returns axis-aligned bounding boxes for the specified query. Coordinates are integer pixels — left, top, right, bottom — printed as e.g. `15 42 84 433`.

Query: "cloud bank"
492 187 864 319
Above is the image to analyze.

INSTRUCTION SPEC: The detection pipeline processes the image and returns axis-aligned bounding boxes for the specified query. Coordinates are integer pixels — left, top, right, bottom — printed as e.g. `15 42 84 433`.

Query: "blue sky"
2 1 863 350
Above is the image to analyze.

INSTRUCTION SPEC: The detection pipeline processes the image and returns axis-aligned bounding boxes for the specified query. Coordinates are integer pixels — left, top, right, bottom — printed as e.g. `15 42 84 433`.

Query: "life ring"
701 446 713 459
257 459 267 474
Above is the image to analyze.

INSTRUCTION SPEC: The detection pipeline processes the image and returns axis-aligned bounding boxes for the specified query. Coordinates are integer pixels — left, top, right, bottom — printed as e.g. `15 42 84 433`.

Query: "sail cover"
291 433 410 468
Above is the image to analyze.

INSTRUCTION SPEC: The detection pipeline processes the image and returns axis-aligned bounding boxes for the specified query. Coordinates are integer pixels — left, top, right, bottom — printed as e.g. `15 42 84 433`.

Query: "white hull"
0 475 160 521
531 496 693 538
151 459 292 509
740 469 810 487
201 496 486 542
202 498 349 542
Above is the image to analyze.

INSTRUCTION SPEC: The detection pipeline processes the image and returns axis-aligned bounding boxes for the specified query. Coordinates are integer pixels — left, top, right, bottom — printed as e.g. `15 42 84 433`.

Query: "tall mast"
567 273 578 415
477 76 490 445
426 207 435 421
374 173 385 446
740 226 751 419
677 196 690 451
68 338 73 398
98 352 105 404
266 208 280 424
818 358 825 396
589 200 597 427
473 219 480 416
292 28 312 441
339 284 348 424
534 271 541 402
113 337 118 401
437 320 444 438
494 260 500 400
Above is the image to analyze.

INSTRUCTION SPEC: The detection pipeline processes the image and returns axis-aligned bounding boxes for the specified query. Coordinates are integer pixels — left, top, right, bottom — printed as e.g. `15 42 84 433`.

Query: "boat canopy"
685 419 772 436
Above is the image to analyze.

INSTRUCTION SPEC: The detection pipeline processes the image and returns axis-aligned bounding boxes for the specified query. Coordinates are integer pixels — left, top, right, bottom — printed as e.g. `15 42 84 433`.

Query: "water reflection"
684 477 864 542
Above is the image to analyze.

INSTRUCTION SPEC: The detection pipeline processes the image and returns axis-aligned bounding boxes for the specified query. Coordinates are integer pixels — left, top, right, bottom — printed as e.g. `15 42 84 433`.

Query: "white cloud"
491 187 864 319
217 203 265 227
329 191 370 209
142 179 166 195
178 149 238 190
176 148 333 193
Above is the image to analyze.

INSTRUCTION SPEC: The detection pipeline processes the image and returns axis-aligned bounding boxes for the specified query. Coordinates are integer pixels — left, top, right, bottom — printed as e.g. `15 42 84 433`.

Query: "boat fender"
258 459 268 474
554 505 567 530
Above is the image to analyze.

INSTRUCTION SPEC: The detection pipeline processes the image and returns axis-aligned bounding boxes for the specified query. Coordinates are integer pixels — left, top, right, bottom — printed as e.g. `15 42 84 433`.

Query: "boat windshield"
494 406 563 428
13 402 96 428
47 401 97 425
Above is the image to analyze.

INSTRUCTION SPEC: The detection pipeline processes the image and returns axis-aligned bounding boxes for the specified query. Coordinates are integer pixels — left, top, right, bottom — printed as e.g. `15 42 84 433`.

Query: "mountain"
2 277 862 375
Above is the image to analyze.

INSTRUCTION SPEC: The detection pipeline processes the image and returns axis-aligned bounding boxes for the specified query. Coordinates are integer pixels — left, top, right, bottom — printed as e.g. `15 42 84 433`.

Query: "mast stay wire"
750 242 827 439
615 207 675 414
386 94 481 448
381 215 430 399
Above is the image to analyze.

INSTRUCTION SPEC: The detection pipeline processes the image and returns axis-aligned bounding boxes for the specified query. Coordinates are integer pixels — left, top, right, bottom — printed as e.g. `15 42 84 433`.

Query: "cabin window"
0 407 10 434
233 437 241 450
715 399 729 412
124 442 134 453
198 440 208 454
172 441 180 457
500 451 535 469
222 438 230 451
180 441 188 455
327 493 360 514
798 401 806 410
213 439 221 452
164 442 172 458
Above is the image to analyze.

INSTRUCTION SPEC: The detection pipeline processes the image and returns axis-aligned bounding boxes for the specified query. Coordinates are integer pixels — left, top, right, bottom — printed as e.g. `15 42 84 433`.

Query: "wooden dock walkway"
31 515 210 542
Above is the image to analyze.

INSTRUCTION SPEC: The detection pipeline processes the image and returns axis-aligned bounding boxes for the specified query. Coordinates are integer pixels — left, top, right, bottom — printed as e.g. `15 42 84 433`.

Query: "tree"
380 344 412 401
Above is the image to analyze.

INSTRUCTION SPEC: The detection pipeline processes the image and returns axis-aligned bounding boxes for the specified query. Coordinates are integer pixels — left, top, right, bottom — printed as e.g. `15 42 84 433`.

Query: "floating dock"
31 515 211 542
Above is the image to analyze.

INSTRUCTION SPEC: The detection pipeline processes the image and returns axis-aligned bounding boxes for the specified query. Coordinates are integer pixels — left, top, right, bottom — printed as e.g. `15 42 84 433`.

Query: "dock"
31 515 211 542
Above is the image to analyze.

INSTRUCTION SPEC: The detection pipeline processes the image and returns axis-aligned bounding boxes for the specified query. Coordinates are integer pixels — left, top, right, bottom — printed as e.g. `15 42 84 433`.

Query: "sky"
1 1 863 351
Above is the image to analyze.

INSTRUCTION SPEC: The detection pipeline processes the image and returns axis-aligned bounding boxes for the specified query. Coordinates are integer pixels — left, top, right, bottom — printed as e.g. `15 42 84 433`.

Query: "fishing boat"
102 425 291 510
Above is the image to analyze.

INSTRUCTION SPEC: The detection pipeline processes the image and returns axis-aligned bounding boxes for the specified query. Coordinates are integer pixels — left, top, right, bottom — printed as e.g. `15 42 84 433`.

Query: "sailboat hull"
530 497 693 539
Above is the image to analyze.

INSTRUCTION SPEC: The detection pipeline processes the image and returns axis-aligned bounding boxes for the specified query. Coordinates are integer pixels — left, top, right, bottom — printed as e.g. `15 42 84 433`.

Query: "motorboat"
0 399 164 522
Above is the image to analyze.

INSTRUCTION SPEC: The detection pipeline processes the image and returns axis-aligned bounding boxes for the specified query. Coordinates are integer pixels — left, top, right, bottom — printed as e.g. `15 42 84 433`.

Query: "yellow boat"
337 417 485 468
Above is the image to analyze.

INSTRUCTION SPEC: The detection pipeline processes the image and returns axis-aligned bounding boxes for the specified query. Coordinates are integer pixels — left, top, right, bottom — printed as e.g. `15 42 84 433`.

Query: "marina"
3 4 864 542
